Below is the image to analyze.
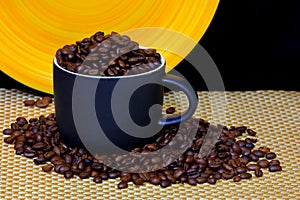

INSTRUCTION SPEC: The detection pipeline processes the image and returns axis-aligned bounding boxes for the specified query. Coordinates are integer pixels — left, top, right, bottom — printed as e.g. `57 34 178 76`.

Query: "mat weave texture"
0 88 299 199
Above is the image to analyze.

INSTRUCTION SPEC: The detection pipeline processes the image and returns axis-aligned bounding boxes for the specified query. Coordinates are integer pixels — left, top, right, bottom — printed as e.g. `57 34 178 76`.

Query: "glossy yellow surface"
0 0 219 94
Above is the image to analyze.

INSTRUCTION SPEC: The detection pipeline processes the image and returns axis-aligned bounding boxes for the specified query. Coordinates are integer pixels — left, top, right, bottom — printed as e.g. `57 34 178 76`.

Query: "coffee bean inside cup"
55 31 162 76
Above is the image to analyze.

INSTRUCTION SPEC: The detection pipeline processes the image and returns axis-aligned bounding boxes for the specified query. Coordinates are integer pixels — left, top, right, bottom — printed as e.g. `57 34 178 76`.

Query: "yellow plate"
0 0 219 94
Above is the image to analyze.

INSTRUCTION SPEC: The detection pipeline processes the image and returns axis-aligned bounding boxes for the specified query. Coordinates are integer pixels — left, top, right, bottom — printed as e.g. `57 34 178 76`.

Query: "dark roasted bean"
207 177 216 184
35 99 49 108
258 146 270 154
196 177 207 184
246 164 260 171
64 171 74 179
252 150 265 158
4 136 16 144
24 150 36 158
257 159 269 168
247 129 256 136
78 171 90 179
269 160 280 166
3 128 13 135
32 142 45 150
222 172 234 179
118 181 128 189
93 176 102 183
249 154 259 162
42 164 54 172
266 152 277 160
269 165 282 172
174 169 184 178
108 171 119 179
166 107 176 114
149 176 161 185
16 117 28 126
160 180 171 188
233 175 241 182
255 169 263 177
99 173 108 180
240 173 252 179
42 96 53 103
59 164 71 174
133 178 144 185
24 100 35 106
187 178 197 185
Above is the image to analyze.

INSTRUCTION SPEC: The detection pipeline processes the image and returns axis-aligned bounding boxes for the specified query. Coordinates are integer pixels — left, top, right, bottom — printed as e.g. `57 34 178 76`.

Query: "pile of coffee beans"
56 31 162 76
3 110 282 189
23 96 53 108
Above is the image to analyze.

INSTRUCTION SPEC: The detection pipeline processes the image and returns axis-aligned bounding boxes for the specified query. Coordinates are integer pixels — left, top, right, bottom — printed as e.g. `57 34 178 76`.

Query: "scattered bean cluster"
3 110 282 189
55 31 161 76
23 96 53 108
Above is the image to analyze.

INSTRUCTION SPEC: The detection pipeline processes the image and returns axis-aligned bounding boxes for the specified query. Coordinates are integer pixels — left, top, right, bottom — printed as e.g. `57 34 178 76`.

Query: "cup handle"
159 74 198 125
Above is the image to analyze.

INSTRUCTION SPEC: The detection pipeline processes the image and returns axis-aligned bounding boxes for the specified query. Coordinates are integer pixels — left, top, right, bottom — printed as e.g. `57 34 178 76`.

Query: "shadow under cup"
53 53 197 154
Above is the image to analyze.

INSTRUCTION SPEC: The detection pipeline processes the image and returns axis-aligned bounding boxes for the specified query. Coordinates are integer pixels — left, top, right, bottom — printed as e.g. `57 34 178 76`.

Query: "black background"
1 0 299 94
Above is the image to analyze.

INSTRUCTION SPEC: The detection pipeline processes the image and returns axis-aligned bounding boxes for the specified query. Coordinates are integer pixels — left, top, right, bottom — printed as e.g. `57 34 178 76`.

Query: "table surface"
0 88 299 199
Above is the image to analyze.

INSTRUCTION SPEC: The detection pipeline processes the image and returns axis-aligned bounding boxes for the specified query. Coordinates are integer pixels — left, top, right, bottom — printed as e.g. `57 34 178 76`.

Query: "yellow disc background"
0 0 219 94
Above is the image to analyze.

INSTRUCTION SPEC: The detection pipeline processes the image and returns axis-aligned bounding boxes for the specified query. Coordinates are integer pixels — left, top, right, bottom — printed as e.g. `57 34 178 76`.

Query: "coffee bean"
257 159 269 168
269 160 280 166
99 173 108 180
42 164 54 172
11 123 19 131
44 151 55 160
166 107 176 114
3 128 13 135
174 169 184 178
240 173 252 179
236 167 247 174
32 142 45 150
93 176 102 183
247 129 257 136
255 169 263 177
222 172 234 179
64 171 74 179
118 181 128 189
246 164 260 171
258 146 270 154
108 171 119 179
149 176 161 185
249 153 259 162
16 117 28 126
59 164 71 174
160 180 171 188
233 175 241 182
78 171 90 179
269 165 282 172
24 150 36 158
36 99 49 108
133 178 144 185
252 150 265 158
187 178 197 185
196 177 207 184
266 152 277 160
42 96 53 103
4 136 16 144
23 100 35 106
15 147 24 155
206 177 216 184
212 172 222 180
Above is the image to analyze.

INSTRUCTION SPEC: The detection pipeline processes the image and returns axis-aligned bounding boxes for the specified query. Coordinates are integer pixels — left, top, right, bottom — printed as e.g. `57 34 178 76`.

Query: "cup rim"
53 46 166 79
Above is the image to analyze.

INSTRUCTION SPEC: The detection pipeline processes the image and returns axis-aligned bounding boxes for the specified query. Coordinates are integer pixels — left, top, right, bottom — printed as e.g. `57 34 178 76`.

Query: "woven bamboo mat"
0 88 299 199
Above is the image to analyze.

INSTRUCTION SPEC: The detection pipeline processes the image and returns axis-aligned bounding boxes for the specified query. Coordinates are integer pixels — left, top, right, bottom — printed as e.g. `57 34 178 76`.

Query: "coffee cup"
53 49 197 152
